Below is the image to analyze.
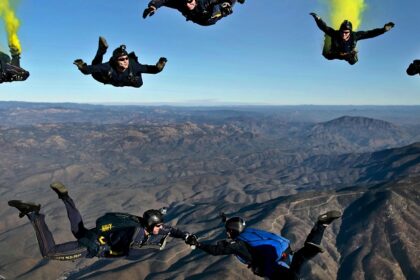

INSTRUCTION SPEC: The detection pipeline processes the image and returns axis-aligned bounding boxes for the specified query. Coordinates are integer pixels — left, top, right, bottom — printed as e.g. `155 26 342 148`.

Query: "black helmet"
112 45 128 60
143 209 163 231
340 20 353 31
225 217 246 238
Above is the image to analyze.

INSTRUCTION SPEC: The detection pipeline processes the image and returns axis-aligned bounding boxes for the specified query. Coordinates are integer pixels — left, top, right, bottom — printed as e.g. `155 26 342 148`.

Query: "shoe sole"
318 211 342 223
50 182 68 195
8 200 40 217
99 36 109 49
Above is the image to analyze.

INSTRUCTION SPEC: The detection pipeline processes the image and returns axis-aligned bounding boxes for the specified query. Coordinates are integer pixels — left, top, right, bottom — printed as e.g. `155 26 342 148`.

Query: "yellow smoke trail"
0 0 22 54
326 0 366 30
322 0 366 55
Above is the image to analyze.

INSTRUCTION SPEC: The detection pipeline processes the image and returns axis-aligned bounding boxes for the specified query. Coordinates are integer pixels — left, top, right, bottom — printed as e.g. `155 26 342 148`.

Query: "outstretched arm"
187 235 253 260
74 60 111 75
143 0 178 18
159 225 189 239
135 57 167 74
309 13 335 37
355 22 395 40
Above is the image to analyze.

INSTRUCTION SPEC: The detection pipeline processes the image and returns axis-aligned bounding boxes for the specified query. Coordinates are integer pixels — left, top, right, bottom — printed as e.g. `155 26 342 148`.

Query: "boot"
9 46 21 67
50 181 69 199
98 36 108 54
8 200 40 218
317 210 342 225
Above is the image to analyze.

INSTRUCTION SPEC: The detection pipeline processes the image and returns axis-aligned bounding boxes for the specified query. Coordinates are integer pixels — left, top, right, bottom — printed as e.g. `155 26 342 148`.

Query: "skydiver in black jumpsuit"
310 13 395 65
186 211 341 280
143 0 245 26
73 38 167 88
0 46 29 84
8 182 191 260
407 60 420 76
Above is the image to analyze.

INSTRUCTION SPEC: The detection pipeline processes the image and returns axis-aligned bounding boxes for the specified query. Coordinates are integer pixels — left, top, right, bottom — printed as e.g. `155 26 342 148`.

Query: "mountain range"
0 103 418 280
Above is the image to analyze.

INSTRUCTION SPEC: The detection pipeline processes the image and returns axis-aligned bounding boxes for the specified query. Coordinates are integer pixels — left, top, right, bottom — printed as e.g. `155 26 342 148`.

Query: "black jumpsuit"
77 52 163 88
25 195 188 260
147 0 238 26
0 51 30 83
198 223 327 280
313 17 388 65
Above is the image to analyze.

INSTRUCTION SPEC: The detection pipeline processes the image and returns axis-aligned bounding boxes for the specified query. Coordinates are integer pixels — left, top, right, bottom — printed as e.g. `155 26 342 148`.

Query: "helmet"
143 209 163 231
340 20 353 31
225 217 246 238
112 45 128 60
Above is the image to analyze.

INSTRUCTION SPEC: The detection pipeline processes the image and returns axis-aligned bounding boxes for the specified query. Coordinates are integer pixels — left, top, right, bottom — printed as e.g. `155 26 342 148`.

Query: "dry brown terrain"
0 103 419 280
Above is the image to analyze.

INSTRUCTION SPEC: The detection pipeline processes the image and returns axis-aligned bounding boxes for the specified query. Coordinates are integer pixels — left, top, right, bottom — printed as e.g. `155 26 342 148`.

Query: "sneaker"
98 36 108 53
50 181 69 199
317 210 342 225
306 242 325 253
8 200 40 218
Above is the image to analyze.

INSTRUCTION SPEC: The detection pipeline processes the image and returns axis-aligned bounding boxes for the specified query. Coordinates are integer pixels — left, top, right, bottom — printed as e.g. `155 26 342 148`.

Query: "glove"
310 12 320 20
221 2 233 16
185 234 199 246
73 59 87 70
384 22 395 31
156 57 167 71
143 6 156 18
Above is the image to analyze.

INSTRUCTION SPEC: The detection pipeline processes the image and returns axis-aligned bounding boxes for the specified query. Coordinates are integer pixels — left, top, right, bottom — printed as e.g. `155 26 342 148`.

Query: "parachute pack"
236 228 293 269
96 212 141 234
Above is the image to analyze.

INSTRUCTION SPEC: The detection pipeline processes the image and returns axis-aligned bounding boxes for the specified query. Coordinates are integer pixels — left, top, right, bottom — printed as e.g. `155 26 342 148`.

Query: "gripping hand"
143 6 156 18
310 12 320 20
384 22 395 31
156 57 167 71
73 59 87 70
185 234 199 247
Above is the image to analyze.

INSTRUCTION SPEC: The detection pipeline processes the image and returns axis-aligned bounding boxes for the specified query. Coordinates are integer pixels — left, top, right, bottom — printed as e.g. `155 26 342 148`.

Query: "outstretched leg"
91 36 108 65
289 210 341 275
50 182 89 239
8 200 88 260
9 46 21 67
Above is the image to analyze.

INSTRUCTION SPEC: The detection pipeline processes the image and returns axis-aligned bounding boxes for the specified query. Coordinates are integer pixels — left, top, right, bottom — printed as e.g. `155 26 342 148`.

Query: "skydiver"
0 46 30 84
185 211 342 280
143 0 245 26
8 182 192 260
73 37 167 88
310 13 395 65
406 60 420 76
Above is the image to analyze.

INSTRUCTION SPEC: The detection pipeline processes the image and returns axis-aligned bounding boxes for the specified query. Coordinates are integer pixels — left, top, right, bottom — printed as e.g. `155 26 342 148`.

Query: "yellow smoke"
0 0 22 54
326 0 366 30
322 0 366 55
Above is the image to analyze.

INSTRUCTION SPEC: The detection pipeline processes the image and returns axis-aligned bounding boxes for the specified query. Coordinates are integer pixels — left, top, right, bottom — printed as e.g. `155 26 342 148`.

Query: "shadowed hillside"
0 104 419 280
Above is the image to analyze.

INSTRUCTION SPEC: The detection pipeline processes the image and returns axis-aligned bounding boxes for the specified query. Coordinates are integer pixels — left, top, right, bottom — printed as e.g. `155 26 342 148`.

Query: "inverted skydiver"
8 182 192 260
143 0 245 26
73 37 167 88
310 13 395 65
0 46 30 84
186 211 342 279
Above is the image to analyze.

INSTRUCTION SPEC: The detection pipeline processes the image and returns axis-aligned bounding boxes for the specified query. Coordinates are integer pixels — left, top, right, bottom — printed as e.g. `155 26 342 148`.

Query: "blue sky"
0 0 419 105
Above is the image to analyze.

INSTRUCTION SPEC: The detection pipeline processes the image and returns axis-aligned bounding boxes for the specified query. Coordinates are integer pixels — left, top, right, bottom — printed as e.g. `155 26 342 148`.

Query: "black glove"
156 57 167 71
143 6 156 18
310 12 320 20
221 2 233 16
185 234 199 246
73 59 87 70
384 22 395 31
